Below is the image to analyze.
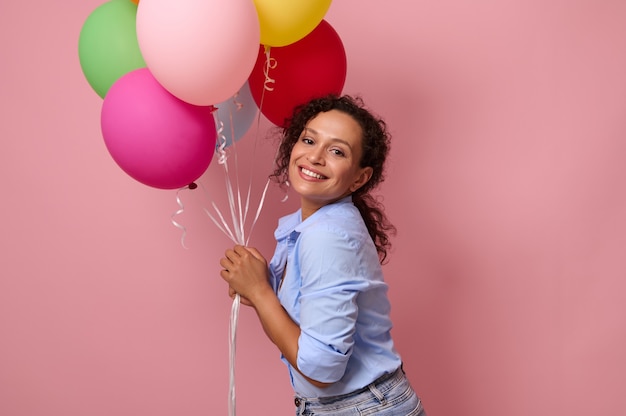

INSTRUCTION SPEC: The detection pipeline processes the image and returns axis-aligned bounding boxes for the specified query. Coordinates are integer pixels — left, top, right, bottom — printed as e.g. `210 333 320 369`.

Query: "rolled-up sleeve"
295 225 369 382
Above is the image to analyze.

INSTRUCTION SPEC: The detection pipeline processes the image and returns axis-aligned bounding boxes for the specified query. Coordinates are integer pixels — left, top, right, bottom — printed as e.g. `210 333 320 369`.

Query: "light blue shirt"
268 196 402 397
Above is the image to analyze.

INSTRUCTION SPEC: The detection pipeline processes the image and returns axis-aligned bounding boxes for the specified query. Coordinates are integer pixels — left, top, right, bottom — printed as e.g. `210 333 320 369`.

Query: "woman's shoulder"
303 200 359 228
299 204 368 246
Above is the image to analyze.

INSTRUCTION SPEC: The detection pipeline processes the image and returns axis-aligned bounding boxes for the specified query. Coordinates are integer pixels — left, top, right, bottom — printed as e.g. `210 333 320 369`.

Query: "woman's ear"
351 166 373 192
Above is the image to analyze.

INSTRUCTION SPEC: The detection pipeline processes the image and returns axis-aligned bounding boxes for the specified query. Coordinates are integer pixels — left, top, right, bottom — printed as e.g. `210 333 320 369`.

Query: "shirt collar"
275 195 354 240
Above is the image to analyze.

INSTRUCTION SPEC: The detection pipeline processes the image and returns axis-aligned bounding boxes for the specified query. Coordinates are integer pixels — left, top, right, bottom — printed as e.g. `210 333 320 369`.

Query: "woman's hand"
220 245 272 307
220 246 330 388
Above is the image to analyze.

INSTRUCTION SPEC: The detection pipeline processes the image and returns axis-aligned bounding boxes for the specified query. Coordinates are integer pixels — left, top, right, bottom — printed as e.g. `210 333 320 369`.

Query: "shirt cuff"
297 332 351 383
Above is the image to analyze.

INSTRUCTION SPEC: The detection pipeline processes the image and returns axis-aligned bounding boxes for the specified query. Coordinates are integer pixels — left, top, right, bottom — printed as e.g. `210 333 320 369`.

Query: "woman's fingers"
219 257 231 271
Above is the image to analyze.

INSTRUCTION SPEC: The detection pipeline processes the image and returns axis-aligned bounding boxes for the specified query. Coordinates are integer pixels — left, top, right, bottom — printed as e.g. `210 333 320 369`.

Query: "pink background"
1 1 625 415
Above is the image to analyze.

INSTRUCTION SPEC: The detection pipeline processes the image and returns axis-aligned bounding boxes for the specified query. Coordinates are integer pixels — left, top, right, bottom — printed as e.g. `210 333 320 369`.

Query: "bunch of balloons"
78 0 347 189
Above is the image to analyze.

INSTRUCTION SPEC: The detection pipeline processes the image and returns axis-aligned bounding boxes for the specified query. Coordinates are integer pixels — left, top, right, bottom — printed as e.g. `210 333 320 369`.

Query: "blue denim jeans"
294 367 426 415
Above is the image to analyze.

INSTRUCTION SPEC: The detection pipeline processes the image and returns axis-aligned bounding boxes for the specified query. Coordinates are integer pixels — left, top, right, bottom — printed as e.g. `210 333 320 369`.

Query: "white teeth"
301 168 325 179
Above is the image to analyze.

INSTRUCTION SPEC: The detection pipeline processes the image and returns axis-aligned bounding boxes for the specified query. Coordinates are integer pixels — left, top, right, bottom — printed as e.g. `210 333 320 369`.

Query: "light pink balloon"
101 68 217 189
136 0 261 106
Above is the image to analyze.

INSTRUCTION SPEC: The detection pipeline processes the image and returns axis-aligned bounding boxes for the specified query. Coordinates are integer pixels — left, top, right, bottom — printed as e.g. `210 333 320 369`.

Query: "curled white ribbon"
170 184 199 249
263 46 277 92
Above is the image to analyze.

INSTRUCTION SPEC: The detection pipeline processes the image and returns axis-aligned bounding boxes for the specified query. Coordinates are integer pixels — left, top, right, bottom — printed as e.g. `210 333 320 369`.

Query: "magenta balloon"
101 68 216 189
136 0 261 106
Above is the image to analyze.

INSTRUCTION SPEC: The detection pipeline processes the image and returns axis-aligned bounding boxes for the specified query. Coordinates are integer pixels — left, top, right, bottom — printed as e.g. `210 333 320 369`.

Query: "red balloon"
248 20 347 126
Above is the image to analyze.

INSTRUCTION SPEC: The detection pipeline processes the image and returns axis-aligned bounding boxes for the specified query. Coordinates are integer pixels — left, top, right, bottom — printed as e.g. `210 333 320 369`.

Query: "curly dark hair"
270 94 396 263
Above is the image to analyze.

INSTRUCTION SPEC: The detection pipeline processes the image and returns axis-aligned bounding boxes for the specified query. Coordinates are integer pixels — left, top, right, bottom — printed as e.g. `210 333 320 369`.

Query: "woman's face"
288 110 373 218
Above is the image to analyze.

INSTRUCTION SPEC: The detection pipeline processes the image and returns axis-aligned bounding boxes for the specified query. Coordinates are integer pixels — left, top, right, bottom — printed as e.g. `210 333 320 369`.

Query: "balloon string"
201 182 243 416
257 51 289 205
246 178 270 247
220 112 246 243
214 86 245 163
263 46 277 92
216 119 229 165
203 82 275 416
170 96 263 416
170 184 196 249
231 93 249 243
213 113 245 244
229 293 241 416
210 87 272 248
232 90 244 111
224 162 245 244
203 201 237 243
224 95 270 416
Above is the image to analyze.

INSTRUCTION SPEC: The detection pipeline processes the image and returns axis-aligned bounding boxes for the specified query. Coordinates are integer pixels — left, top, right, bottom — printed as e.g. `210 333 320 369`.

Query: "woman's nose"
306 147 325 164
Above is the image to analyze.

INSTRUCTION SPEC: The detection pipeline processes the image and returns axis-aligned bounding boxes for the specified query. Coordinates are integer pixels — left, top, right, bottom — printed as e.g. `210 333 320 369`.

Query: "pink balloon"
136 0 261 106
101 68 216 189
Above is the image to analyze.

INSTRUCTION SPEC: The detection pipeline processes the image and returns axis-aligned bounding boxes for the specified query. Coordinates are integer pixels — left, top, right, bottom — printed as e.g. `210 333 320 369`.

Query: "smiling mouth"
301 167 327 180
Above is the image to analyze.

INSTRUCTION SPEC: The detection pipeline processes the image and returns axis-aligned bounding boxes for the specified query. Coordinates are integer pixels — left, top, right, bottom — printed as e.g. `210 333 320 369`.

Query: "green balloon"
78 0 146 98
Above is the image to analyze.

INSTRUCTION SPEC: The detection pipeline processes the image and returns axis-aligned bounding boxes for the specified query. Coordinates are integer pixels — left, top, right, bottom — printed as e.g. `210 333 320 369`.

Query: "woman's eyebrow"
303 127 352 148
303 127 318 135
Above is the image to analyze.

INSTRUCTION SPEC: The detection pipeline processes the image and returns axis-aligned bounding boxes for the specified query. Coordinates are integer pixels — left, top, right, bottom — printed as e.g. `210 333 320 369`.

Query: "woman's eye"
331 148 345 157
302 137 314 145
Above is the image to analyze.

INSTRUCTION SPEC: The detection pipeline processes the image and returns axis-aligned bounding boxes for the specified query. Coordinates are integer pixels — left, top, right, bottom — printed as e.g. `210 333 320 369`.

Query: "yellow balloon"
253 0 332 47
